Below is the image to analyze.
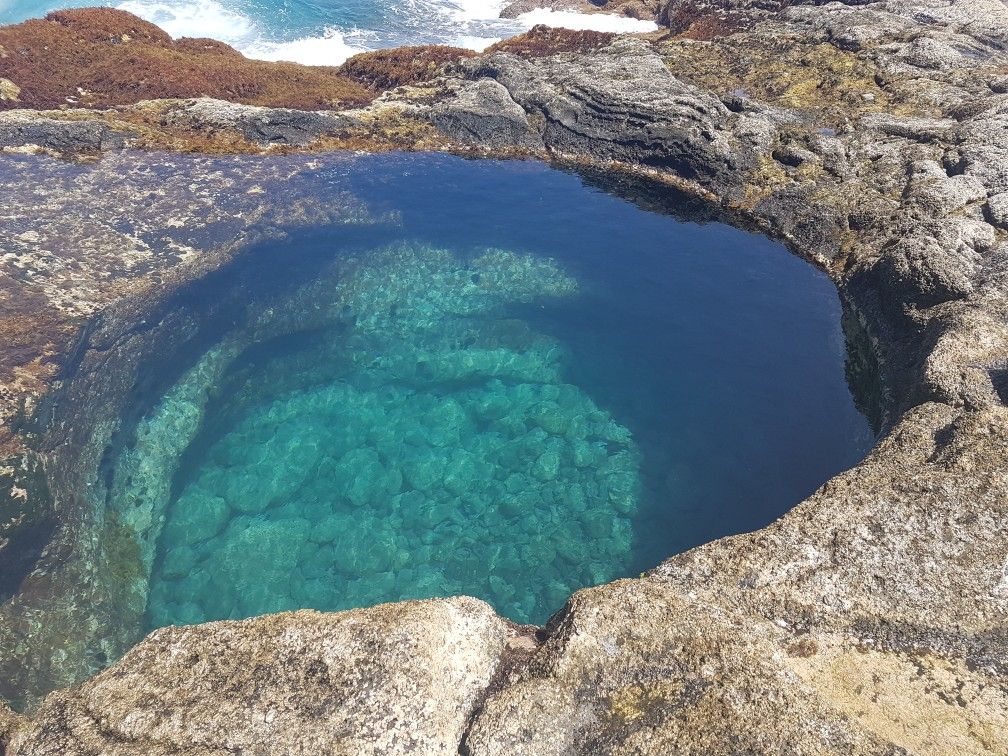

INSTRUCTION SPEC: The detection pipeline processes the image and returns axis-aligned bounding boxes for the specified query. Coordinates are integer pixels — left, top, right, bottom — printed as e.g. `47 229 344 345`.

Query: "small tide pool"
105 153 874 628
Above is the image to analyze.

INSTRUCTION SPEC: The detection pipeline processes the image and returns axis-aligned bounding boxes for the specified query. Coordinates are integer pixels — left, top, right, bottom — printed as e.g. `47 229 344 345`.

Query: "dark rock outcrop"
0 112 135 153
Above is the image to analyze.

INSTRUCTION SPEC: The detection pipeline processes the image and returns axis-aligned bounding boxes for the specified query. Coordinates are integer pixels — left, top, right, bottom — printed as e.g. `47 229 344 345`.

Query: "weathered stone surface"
7 598 513 756
454 37 757 188
1 0 1008 752
430 78 545 151
986 191 1008 228
0 111 135 153
466 403 1008 754
162 98 352 146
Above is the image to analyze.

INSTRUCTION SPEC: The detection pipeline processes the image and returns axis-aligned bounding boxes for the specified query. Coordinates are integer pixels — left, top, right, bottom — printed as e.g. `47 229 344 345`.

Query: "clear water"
1 0 656 67
103 154 875 628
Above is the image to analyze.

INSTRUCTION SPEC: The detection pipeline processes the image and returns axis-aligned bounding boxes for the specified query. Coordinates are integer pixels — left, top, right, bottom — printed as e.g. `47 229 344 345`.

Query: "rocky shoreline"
1 1 1007 753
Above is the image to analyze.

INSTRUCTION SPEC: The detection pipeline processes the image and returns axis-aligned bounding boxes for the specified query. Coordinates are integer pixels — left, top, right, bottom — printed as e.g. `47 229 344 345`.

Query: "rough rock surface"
1 0 1008 753
7 598 515 755
0 110 135 153
465 403 1008 754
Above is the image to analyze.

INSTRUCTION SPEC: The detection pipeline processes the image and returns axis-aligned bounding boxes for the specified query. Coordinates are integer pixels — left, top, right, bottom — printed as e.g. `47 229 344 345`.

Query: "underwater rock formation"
111 243 641 626
1 0 1007 753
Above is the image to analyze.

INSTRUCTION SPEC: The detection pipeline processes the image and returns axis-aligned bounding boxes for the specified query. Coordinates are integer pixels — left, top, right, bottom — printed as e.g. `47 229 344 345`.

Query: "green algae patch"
120 243 642 626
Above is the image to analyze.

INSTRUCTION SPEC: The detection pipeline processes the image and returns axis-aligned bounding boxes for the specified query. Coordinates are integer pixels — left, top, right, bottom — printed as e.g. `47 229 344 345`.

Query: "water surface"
109 154 873 627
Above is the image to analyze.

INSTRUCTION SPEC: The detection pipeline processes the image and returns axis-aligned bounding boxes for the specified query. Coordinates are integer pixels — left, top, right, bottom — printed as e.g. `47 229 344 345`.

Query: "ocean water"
1 0 657 66
103 153 874 628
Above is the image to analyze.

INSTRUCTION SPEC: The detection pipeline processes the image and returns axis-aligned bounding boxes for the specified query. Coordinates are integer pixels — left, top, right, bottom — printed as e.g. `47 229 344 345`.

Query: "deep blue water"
121 154 873 627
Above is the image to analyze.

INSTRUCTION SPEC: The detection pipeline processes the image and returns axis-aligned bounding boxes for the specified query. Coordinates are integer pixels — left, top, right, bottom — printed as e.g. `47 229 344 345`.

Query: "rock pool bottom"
136 245 640 625
101 154 873 628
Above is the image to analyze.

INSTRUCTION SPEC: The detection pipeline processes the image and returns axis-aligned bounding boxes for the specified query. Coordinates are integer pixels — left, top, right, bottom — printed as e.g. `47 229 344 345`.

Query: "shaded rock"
163 98 350 146
0 112 135 154
430 78 545 151
6 598 511 756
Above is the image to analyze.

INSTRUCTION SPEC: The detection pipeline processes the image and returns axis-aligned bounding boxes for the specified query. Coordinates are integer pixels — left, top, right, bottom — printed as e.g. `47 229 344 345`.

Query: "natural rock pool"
88 153 874 628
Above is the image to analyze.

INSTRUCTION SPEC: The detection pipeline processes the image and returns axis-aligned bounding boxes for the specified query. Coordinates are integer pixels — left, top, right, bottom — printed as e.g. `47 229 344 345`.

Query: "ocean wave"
242 27 369 66
514 8 658 33
107 0 656 68
442 0 509 22
115 0 254 43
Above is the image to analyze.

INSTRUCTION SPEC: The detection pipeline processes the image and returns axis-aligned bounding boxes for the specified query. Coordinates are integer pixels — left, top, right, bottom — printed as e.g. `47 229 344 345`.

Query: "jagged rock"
430 78 545 151
6 598 512 755
163 98 351 146
0 111 134 154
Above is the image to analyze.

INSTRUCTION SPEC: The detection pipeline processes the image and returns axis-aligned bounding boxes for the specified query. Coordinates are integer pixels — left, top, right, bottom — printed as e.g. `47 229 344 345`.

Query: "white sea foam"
115 0 253 43
443 0 510 22
515 8 658 33
242 27 368 66
111 0 656 67
447 33 502 51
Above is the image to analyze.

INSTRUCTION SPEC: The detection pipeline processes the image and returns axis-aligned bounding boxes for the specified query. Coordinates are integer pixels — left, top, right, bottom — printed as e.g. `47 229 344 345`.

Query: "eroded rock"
1 0 1008 752
7 598 512 755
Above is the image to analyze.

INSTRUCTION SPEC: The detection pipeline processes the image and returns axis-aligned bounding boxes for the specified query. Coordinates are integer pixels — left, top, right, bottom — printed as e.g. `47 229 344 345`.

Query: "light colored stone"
0 78 19 102
6 598 511 756
986 192 1008 228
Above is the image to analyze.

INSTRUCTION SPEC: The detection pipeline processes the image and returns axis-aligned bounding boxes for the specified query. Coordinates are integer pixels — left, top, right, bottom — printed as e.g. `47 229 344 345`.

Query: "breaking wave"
2 0 653 66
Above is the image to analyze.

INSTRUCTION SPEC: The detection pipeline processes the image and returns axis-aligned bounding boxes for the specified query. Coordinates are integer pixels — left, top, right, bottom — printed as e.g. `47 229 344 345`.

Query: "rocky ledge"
1 1 1008 753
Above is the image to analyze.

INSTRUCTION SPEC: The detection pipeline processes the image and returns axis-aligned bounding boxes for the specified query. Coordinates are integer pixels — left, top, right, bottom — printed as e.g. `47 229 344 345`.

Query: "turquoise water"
110 154 872 627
